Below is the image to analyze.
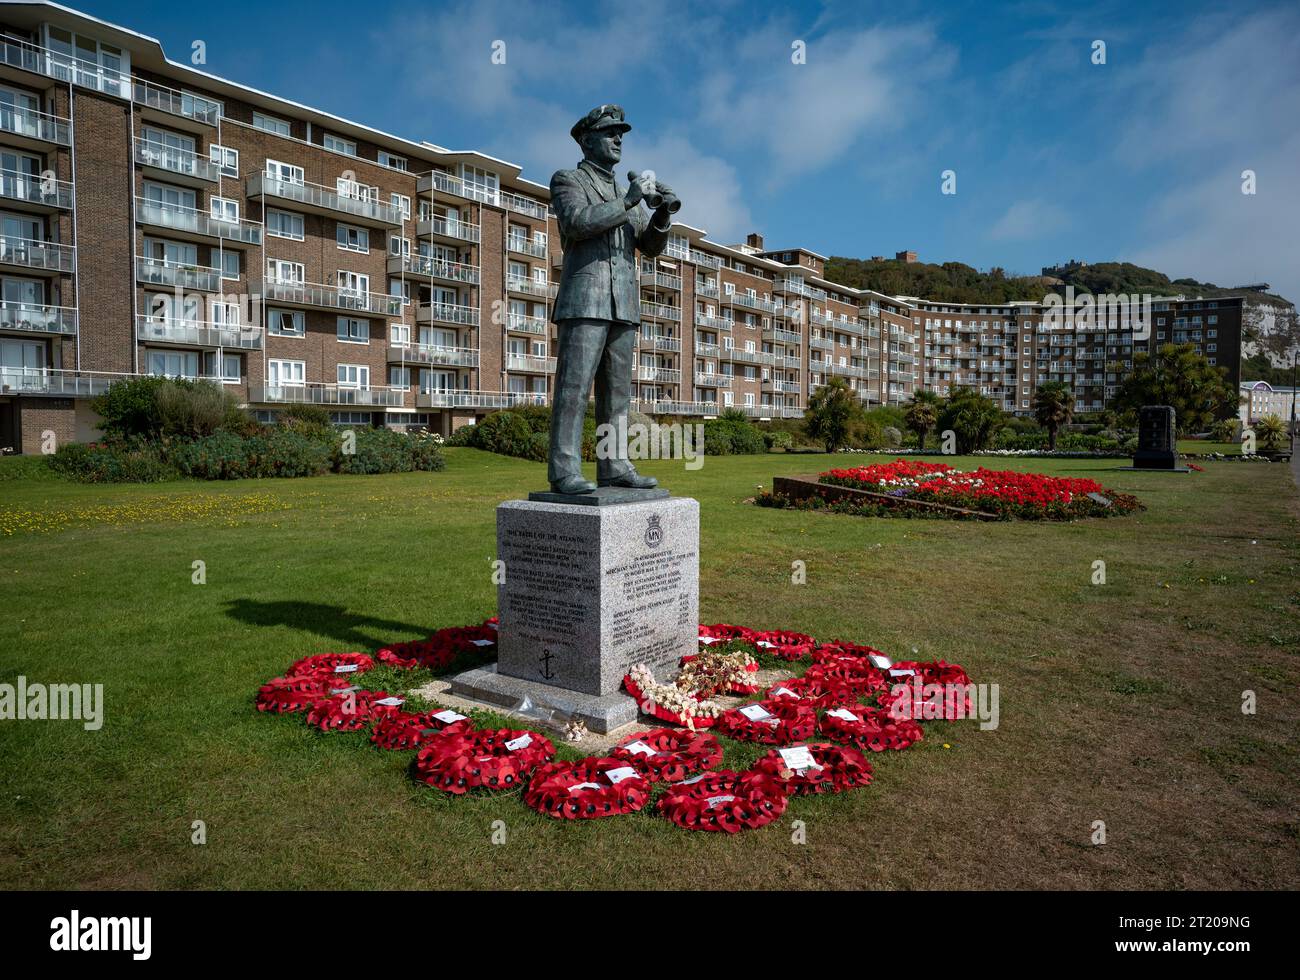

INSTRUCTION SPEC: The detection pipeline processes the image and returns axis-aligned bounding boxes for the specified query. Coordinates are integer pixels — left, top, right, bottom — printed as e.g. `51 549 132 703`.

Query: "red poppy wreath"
413 728 555 794
751 742 874 795
369 707 473 749
817 704 923 752
717 699 817 745
524 756 652 819
657 769 789 833
610 727 723 782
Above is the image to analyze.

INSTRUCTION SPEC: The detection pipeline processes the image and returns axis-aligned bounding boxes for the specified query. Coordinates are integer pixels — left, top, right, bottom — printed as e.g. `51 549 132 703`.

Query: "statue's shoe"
598 471 658 489
551 476 597 494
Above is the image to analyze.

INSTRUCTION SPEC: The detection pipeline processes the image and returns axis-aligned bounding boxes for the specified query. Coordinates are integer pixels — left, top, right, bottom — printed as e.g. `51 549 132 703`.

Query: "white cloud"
989 199 1070 241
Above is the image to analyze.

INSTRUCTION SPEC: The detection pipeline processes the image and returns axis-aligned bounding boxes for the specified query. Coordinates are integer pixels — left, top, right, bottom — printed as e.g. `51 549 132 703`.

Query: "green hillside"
824 257 1293 308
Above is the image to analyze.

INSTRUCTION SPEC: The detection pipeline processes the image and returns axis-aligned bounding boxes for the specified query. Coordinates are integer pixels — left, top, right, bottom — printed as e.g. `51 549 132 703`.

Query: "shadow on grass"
225 599 429 651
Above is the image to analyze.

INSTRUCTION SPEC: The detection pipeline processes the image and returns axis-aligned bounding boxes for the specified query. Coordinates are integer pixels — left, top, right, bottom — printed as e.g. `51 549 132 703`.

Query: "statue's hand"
624 172 655 209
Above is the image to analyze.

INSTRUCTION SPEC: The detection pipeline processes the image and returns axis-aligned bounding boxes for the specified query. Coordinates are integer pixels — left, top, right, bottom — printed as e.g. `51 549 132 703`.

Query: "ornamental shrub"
50 439 177 483
254 428 333 478
171 430 254 479
447 423 476 446
408 431 447 471
92 376 174 438
473 411 535 458
881 425 903 447
155 380 240 439
336 427 414 474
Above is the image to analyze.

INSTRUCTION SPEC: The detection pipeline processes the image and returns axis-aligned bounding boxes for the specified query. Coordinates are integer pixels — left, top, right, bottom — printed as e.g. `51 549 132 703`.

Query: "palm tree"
805 377 863 453
903 390 942 450
1255 414 1287 452
1033 381 1074 451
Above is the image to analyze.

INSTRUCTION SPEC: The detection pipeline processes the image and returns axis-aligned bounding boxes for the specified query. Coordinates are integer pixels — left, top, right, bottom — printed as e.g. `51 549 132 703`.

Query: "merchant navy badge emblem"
644 514 663 548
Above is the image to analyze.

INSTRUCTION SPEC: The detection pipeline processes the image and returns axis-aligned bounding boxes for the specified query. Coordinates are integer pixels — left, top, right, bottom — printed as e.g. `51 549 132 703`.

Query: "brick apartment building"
0 2 1242 452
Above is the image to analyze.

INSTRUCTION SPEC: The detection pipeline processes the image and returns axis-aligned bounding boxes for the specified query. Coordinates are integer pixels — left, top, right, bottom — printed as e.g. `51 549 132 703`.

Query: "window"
210 197 239 223
390 323 411 345
204 351 240 381
265 159 304 185
389 235 410 258
266 209 304 241
220 251 240 280
337 317 369 343
268 309 304 337
336 177 377 203
253 112 291 136
267 259 303 284
337 271 369 297
323 134 356 156
378 151 408 172
390 193 411 220
389 366 411 389
268 359 305 386
147 349 199 378
336 223 369 252
1208 315 1218 324
209 145 238 177
388 278 411 305
337 363 369 387
460 165 499 204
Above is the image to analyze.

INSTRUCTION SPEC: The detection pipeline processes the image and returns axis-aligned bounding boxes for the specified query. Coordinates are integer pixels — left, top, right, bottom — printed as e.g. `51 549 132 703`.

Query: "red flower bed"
717 699 817 745
524 757 651 819
820 459 1142 520
752 743 874 795
610 728 723 782
657 770 789 833
369 708 473 750
818 705 923 752
414 728 555 794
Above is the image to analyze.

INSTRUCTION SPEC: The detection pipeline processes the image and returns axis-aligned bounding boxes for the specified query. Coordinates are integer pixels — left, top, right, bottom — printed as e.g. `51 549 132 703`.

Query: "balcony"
135 198 262 246
506 276 557 300
506 353 556 374
764 326 802 345
695 280 719 299
501 191 548 220
694 312 732 331
417 170 498 205
417 301 480 327
136 316 263 349
641 270 682 291
263 278 401 317
0 169 73 212
416 389 547 410
781 354 802 368
726 348 776 366
417 214 481 244
639 365 681 384
0 368 136 397
247 172 404 229
0 33 131 97
506 312 548 335
763 378 801 394
0 237 74 275
636 399 720 417
695 342 720 358
0 302 77 336
728 292 777 314
809 336 833 351
688 249 721 270
0 104 70 148
133 78 221 131
389 343 480 368
249 383 406 407
388 254 480 287
639 333 681 353
135 138 219 186
641 301 681 322
695 372 730 388
507 235 548 259
135 256 222 292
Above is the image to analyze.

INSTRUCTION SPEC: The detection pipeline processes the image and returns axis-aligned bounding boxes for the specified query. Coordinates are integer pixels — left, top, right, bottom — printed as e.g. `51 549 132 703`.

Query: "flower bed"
820 459 1142 520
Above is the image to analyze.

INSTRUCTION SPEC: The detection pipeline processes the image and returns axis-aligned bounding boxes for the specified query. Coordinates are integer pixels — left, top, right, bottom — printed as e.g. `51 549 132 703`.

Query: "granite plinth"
528 486 669 506
448 664 639 734
479 495 699 700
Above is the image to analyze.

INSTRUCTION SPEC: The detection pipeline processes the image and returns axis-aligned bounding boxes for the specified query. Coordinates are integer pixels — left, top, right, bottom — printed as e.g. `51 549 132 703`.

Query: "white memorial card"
504 734 532 752
622 741 657 757
779 746 823 772
373 696 404 707
332 663 360 674
868 654 892 670
432 709 467 724
827 707 860 722
739 704 774 722
604 766 640 784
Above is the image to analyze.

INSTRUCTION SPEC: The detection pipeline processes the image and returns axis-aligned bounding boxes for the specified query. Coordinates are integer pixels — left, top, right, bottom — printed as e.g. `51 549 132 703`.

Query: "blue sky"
76 0 1300 300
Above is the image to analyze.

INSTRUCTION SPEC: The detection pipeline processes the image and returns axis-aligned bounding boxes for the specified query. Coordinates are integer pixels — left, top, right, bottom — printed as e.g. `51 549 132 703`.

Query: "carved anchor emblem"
539 648 557 680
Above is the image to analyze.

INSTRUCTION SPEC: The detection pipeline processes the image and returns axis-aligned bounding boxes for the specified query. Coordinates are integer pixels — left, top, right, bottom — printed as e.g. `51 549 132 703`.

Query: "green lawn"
2 449 1297 890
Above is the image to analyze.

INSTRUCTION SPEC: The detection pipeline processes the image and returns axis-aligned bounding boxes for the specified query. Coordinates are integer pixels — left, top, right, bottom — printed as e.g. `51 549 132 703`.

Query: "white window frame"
266 209 304 241
336 362 369 387
210 197 239 223
209 144 238 178
323 134 357 156
253 112 291 136
267 309 304 337
268 359 306 386
336 316 369 344
336 223 370 253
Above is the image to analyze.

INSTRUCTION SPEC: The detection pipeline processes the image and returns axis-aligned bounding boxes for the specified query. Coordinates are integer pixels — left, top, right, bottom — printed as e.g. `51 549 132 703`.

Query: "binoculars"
628 170 682 213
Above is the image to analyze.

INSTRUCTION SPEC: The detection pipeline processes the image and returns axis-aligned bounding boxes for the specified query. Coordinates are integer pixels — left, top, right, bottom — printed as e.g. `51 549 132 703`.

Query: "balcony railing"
263 278 401 316
763 379 802 394
135 256 222 292
392 254 480 285
0 104 70 145
695 342 720 358
695 373 731 388
507 235 548 259
809 336 833 351
134 138 220 182
694 312 732 332
418 170 499 205
764 327 802 345
416 389 547 409
728 292 777 313
695 280 719 299
689 250 721 270
641 301 681 322
506 312 548 335
641 270 682 291
390 343 480 368
1 169 73 209
0 303 78 335
0 34 131 98
133 78 221 126
136 198 262 245
135 316 263 349
726 348 776 366
506 353 556 374
0 367 147 397
506 276 557 300
418 301 480 327
640 333 680 352
0 236 74 273
249 383 406 407
639 365 681 384
636 399 720 417
501 191 548 220
417 214 481 243
248 172 404 227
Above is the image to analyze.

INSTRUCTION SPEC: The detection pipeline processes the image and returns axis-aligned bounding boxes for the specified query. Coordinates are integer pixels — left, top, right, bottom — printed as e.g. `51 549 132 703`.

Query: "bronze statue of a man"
547 104 677 494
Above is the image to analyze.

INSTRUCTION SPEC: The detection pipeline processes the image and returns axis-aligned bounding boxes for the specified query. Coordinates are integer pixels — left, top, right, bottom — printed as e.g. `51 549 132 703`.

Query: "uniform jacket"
549 159 671 324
